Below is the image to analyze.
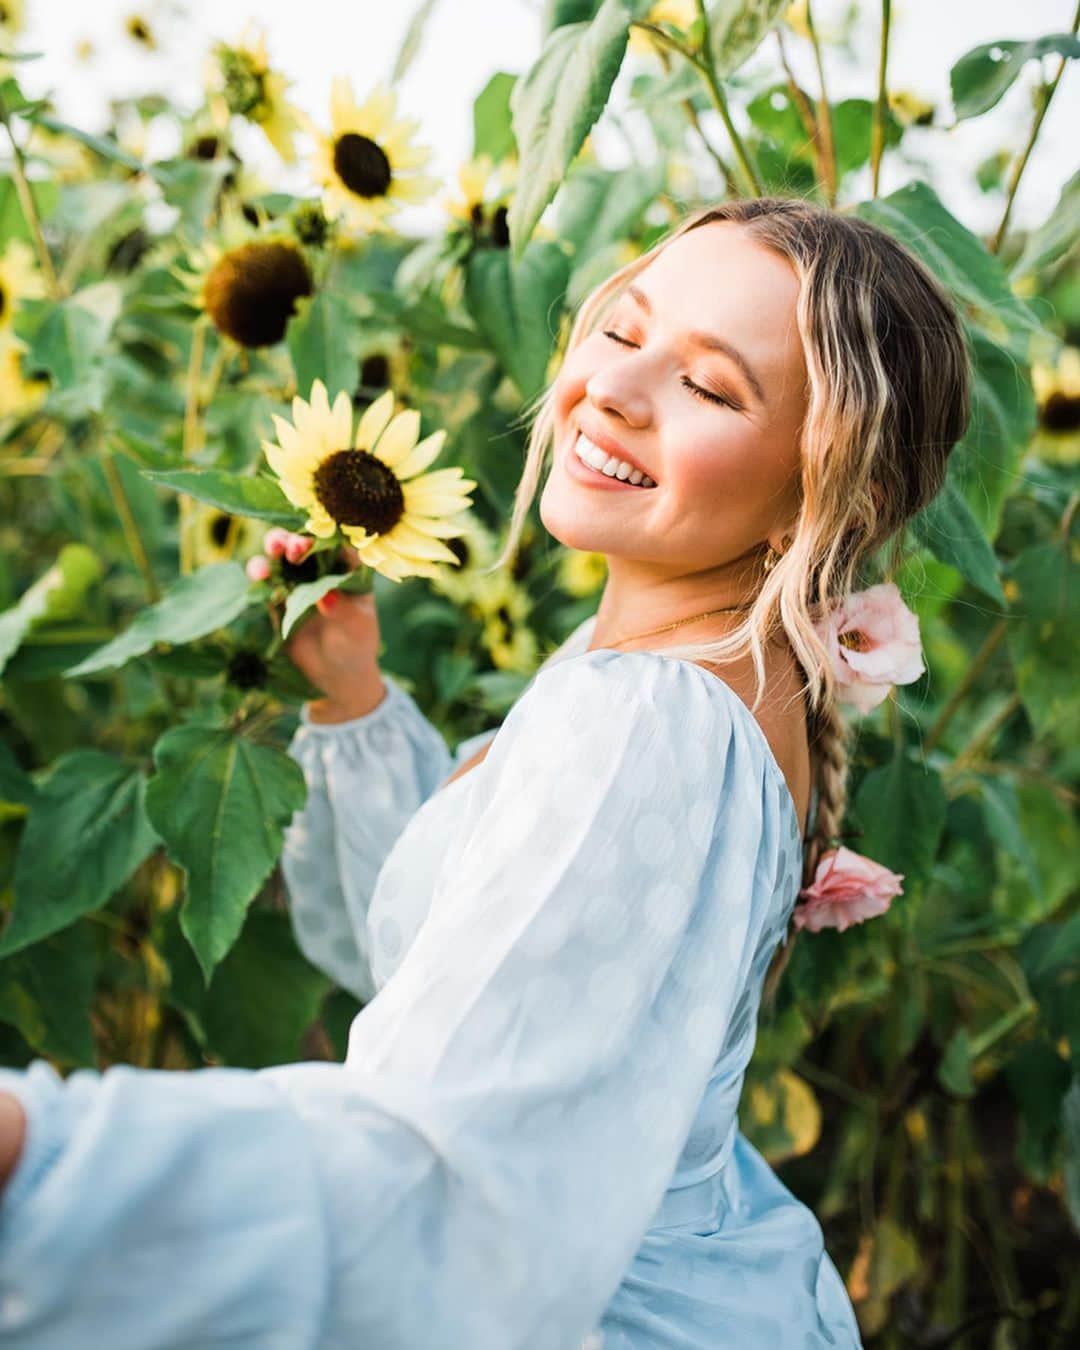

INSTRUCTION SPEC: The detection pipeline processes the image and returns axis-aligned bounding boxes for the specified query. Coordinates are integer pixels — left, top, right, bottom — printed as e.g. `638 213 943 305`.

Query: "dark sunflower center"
448 537 470 567
838 630 868 652
313 449 405 534
292 200 330 248
1040 391 1080 434
127 17 153 45
203 241 313 349
360 353 390 389
333 134 392 198
490 205 510 249
209 512 234 548
226 650 269 691
0 284 6 321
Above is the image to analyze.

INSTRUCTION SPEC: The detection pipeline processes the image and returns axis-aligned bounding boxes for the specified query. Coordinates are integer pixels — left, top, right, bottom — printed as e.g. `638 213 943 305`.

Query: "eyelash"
600 330 736 408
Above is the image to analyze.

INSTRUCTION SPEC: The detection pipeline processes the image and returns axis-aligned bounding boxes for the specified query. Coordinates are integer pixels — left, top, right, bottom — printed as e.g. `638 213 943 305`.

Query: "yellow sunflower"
559 548 607 598
428 511 498 606
467 571 538 673
181 216 313 349
261 380 477 583
888 90 935 129
182 502 262 568
124 13 156 49
444 154 517 245
1031 345 1080 463
0 334 47 419
207 23 302 163
0 239 44 333
308 78 439 232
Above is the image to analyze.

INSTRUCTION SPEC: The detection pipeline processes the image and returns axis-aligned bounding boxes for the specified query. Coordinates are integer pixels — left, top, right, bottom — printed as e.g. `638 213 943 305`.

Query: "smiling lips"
570 430 658 489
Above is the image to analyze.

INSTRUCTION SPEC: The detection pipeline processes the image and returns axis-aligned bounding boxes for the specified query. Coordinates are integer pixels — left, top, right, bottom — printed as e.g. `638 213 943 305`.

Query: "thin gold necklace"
605 600 755 650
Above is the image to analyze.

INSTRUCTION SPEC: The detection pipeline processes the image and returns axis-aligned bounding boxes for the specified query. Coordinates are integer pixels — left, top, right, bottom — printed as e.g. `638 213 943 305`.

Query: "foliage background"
1 1 1078 1344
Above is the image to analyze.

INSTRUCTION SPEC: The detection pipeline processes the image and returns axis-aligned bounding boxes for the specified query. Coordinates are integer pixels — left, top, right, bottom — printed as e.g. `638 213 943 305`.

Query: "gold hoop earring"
762 543 783 575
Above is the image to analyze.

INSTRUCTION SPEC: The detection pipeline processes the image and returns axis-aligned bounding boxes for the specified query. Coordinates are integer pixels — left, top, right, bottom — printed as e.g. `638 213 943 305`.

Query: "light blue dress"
0 615 863 1348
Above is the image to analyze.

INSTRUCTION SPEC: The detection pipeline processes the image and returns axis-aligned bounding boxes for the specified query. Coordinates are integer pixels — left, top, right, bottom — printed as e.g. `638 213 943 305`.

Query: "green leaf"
938 1026 976 1097
831 98 904 180
145 725 307 983
0 544 103 677
950 35 1080 121
66 562 254 678
150 158 231 237
911 479 1005 602
464 239 570 398
143 468 305 527
391 0 442 83
1019 916 1080 1058
473 72 518 162
287 289 360 403
854 754 948 881
0 751 158 958
1012 168 1080 280
508 0 633 260
159 908 331 1068
29 110 145 171
25 282 122 415
1004 1039 1071 1181
1063 1077 1080 1232
856 181 1045 360
0 923 97 1067
281 573 350 640
0 743 36 812
1006 539 1079 744
707 0 790 80
554 162 666 266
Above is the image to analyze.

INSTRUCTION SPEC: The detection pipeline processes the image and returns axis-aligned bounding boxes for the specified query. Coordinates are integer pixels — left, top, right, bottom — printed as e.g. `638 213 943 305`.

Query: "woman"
0 198 969 1347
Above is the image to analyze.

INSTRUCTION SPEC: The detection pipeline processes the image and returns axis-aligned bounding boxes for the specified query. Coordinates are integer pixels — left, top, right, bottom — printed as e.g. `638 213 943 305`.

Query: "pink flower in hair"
793 846 904 933
818 582 924 714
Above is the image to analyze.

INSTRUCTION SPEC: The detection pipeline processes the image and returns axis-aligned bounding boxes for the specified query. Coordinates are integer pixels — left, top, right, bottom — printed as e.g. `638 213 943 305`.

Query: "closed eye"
600 330 737 409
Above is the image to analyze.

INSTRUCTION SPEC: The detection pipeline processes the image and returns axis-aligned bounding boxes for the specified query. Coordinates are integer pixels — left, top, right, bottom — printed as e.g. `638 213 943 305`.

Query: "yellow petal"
394 429 446 480
384 521 461 564
354 388 395 448
374 408 421 467
330 388 353 447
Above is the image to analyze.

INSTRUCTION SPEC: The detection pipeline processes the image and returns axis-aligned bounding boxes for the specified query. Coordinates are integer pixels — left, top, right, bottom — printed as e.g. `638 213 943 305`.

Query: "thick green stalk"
101 440 160 602
1 122 60 296
870 0 893 197
803 0 837 203
693 0 762 195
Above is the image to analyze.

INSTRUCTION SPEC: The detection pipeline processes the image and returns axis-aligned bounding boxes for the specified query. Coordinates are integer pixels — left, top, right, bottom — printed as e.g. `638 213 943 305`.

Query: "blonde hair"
487 198 970 983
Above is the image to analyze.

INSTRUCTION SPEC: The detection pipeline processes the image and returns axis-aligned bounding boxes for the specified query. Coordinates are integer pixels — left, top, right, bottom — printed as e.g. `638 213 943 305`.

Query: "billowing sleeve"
0 650 792 1349
281 676 454 1002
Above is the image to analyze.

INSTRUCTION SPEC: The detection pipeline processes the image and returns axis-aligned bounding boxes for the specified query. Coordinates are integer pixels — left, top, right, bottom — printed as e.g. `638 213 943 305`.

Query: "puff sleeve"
0 649 794 1349
281 677 454 1002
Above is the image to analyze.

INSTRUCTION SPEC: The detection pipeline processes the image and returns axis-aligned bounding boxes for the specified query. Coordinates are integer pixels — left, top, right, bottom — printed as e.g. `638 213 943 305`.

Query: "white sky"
15 0 1080 240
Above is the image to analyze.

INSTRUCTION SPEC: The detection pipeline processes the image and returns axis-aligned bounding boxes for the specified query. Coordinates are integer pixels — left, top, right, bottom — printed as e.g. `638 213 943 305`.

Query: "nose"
584 364 651 428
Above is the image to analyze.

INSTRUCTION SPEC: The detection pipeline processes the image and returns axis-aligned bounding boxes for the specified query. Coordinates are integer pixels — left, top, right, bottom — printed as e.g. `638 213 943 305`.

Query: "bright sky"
17 0 1080 240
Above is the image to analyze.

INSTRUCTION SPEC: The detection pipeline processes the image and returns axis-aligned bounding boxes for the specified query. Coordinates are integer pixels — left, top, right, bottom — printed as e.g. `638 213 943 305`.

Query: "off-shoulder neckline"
568 645 805 841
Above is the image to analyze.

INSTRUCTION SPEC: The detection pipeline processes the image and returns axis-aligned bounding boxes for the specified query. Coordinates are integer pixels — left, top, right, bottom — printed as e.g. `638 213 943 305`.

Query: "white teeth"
573 433 656 488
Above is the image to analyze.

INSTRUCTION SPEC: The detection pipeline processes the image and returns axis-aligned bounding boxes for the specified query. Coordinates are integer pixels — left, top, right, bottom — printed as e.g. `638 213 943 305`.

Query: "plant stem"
949 692 1021 770
178 321 208 574
692 0 763 195
2 122 60 296
101 440 160 602
775 27 826 186
681 97 739 195
803 0 837 203
990 0 1080 254
870 0 892 198
924 618 1007 753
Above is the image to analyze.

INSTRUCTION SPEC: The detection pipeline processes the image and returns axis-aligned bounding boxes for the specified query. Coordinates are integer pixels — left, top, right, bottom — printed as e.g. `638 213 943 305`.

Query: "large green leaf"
707 0 790 79
0 743 36 814
160 908 331 1068
0 922 97 1067
464 239 570 398
910 479 1005 602
473 72 518 162
145 725 307 982
1006 539 1079 744
554 162 666 266
143 468 305 527
0 751 159 958
287 289 360 403
29 110 145 171
856 181 1044 360
950 35 1080 122
66 562 253 677
0 544 103 677
508 0 634 260
25 282 122 416
1012 168 1080 280
1004 1039 1071 1182
854 754 948 882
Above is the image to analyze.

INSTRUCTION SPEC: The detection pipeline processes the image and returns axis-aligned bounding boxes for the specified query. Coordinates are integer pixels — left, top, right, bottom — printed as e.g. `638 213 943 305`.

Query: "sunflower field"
1 1 1078 1344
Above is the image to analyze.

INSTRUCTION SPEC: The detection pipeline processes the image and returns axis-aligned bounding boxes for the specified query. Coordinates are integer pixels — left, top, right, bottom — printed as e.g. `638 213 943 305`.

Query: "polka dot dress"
0 618 861 1348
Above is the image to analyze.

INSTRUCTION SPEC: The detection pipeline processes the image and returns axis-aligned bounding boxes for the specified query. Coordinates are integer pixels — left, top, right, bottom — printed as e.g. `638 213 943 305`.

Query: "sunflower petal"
330 389 353 448
374 409 421 468
394 429 446 480
384 521 461 564
354 389 396 449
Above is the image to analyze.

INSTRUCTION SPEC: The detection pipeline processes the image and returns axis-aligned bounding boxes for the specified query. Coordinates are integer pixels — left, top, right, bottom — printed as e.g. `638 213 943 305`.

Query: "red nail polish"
319 589 340 614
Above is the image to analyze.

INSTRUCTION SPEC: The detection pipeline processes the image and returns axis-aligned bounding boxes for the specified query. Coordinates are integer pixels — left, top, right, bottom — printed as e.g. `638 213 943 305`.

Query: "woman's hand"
0 1091 26 1194
281 550 387 722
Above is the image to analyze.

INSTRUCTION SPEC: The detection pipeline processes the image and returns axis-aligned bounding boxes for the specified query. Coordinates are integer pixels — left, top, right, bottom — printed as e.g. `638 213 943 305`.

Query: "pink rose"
817 582 924 714
245 554 272 582
793 846 904 933
263 527 291 559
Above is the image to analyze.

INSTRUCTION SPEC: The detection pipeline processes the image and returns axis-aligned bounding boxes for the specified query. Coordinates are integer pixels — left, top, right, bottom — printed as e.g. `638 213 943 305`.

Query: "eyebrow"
625 283 766 405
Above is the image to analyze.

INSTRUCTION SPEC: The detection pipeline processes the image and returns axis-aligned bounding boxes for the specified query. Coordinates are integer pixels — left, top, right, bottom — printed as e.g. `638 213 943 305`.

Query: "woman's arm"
0 1094 25 1193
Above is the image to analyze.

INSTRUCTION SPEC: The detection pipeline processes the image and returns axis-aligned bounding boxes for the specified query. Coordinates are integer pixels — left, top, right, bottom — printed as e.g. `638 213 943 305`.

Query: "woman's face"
541 223 808 575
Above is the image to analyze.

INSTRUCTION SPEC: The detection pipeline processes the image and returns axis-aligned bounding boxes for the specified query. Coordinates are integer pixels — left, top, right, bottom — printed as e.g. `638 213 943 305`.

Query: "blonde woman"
0 199 969 1348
